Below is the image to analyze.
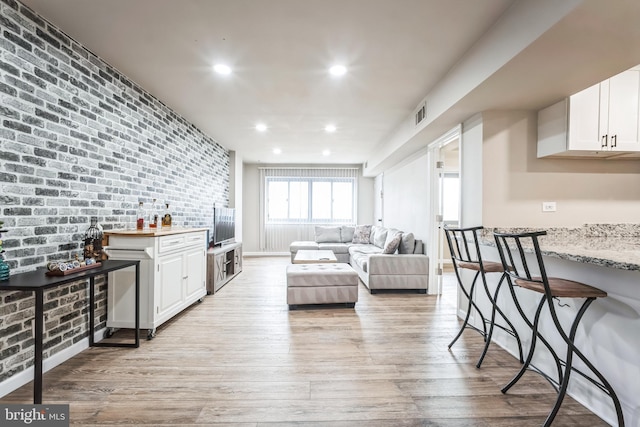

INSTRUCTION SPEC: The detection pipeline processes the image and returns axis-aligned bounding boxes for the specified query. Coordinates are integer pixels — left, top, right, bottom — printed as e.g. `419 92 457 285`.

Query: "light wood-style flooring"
2 256 607 426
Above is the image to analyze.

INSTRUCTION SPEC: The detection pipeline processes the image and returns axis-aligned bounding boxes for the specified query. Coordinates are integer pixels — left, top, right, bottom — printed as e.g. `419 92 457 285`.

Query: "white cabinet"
105 228 207 339
538 68 640 158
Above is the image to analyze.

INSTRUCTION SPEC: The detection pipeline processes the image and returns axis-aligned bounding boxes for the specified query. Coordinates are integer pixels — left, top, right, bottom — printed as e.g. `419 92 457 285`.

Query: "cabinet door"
606 70 640 151
184 247 205 300
234 246 242 273
213 253 226 292
157 253 184 318
567 82 602 151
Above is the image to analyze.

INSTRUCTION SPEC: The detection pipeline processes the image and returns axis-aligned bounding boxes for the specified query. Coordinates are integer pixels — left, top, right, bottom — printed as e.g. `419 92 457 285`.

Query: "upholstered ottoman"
286 263 358 309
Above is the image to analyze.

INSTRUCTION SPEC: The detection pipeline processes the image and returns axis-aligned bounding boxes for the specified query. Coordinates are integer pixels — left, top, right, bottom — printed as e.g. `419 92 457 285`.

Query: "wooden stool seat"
515 277 608 299
458 260 504 273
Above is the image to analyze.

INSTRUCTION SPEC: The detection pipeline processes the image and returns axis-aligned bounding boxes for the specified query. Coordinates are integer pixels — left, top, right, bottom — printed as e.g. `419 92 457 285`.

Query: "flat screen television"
213 207 235 246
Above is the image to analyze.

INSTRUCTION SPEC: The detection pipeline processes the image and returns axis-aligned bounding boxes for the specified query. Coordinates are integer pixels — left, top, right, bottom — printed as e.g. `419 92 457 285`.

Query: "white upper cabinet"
603 70 640 151
537 67 640 158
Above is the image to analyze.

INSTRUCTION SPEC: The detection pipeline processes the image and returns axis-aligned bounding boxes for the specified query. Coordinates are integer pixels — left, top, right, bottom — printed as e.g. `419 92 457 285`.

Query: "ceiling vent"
414 100 427 127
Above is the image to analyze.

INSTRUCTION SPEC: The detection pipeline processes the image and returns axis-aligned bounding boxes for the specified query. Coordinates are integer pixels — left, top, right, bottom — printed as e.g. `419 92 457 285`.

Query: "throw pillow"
383 233 402 254
398 232 416 254
315 226 341 243
352 225 372 244
341 226 355 243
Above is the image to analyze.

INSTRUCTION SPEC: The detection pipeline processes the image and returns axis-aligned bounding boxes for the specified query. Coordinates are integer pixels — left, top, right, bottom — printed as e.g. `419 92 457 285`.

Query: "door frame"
426 125 461 295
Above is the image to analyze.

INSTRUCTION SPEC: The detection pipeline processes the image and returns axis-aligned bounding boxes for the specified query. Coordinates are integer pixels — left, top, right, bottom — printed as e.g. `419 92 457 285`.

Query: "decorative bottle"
83 217 104 261
161 203 172 228
149 198 159 228
136 202 145 230
0 227 9 281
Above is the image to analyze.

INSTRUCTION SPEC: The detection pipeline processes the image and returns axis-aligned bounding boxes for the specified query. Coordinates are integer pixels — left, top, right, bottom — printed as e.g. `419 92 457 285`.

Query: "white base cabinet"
105 228 207 339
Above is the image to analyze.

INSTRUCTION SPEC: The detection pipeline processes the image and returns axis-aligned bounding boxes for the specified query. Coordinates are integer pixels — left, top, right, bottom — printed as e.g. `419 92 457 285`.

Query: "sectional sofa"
289 225 429 293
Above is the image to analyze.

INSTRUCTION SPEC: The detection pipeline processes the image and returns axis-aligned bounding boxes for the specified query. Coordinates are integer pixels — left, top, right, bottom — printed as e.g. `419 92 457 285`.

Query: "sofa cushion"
290 241 319 252
350 251 370 273
372 227 388 248
383 232 402 254
398 232 416 254
315 226 342 243
341 225 355 243
318 242 350 254
352 225 372 244
349 244 383 256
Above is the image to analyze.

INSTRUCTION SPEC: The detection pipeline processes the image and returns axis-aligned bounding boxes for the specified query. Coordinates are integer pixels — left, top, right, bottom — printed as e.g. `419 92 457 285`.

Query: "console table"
0 259 140 404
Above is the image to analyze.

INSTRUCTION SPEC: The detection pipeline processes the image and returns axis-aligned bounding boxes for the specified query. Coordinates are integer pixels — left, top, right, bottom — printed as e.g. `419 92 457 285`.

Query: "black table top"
0 259 140 291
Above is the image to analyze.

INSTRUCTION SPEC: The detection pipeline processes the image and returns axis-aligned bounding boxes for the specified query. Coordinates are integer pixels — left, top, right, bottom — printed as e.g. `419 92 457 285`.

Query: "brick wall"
0 0 229 384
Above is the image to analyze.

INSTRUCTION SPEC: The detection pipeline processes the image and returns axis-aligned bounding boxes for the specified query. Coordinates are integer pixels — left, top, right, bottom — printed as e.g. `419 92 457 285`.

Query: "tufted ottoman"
286 263 359 309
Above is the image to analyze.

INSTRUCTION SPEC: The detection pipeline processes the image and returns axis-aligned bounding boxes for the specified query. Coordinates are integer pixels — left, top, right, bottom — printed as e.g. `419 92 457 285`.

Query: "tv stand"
206 241 242 294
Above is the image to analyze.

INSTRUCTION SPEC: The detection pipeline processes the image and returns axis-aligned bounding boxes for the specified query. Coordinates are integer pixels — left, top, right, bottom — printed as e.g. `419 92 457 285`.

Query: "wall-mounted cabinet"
537 68 640 158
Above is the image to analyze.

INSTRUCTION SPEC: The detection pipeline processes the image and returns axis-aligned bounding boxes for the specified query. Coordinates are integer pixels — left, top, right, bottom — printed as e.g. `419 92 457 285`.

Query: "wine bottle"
149 198 159 228
136 201 145 230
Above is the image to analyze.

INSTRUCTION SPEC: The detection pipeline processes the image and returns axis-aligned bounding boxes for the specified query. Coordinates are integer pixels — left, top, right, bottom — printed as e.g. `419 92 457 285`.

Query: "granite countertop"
480 224 640 272
104 227 208 237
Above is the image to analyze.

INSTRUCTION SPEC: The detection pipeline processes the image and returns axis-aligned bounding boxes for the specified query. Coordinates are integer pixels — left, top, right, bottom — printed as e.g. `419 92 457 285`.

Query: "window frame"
266 176 356 224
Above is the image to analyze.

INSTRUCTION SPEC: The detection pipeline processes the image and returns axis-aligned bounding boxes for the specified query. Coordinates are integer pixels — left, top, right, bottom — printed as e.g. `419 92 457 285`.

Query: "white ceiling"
18 0 640 171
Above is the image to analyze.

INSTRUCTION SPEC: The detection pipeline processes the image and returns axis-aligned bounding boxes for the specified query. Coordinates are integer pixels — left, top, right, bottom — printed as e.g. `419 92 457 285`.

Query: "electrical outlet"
542 201 556 212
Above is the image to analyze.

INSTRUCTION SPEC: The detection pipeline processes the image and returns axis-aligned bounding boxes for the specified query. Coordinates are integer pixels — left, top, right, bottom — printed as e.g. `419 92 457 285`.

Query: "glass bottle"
149 198 159 228
0 228 9 281
0 258 9 281
136 201 145 230
161 203 172 228
83 217 104 261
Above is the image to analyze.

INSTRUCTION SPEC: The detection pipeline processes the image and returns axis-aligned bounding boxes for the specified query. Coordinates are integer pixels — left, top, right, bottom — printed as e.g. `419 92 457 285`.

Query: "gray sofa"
290 225 429 293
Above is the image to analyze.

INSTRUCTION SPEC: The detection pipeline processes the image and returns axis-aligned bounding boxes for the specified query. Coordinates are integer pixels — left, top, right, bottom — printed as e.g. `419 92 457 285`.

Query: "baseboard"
0 328 105 398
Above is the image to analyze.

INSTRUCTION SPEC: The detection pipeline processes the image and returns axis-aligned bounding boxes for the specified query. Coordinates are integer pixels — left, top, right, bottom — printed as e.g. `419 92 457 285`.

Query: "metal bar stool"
494 230 624 427
443 225 523 368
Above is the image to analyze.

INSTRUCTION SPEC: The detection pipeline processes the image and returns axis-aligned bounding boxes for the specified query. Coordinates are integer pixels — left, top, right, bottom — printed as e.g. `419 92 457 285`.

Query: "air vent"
414 100 427 126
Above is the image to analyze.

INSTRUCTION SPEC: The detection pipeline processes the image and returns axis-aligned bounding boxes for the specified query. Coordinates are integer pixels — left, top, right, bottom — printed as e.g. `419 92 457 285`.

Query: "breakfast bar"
471 225 640 426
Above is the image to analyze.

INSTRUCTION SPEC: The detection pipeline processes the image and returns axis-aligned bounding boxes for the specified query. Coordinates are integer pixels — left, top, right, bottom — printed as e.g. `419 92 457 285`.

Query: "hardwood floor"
2 256 608 426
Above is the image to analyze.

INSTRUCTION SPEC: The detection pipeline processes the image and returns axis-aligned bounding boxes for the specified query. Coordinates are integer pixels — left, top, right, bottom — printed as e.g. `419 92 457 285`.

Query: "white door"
157 253 184 318
184 247 205 300
427 126 461 295
373 173 383 227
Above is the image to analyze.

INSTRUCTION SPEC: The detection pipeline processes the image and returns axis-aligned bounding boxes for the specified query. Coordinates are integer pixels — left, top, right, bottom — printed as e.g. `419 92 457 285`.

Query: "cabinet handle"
601 134 608 148
611 134 617 148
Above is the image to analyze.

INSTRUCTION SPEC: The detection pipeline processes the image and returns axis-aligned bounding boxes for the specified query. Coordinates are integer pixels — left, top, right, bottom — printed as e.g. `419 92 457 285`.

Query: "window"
266 177 355 224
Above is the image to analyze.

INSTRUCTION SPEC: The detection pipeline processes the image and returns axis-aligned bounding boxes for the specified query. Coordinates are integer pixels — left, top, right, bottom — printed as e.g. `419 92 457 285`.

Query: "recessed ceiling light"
255 123 267 132
213 64 232 75
329 65 347 77
273 148 282 154
322 149 331 156
325 124 337 133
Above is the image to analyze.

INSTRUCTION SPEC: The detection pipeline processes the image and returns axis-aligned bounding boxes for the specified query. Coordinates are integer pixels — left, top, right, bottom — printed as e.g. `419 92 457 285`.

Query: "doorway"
426 126 461 295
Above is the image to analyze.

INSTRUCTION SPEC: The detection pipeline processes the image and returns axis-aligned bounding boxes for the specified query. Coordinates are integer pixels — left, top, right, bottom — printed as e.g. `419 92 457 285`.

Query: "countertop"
104 227 208 237
480 224 640 272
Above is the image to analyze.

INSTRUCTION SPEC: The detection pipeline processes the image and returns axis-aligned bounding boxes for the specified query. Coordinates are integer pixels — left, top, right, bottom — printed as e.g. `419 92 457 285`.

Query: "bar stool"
443 225 523 368
493 230 624 427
